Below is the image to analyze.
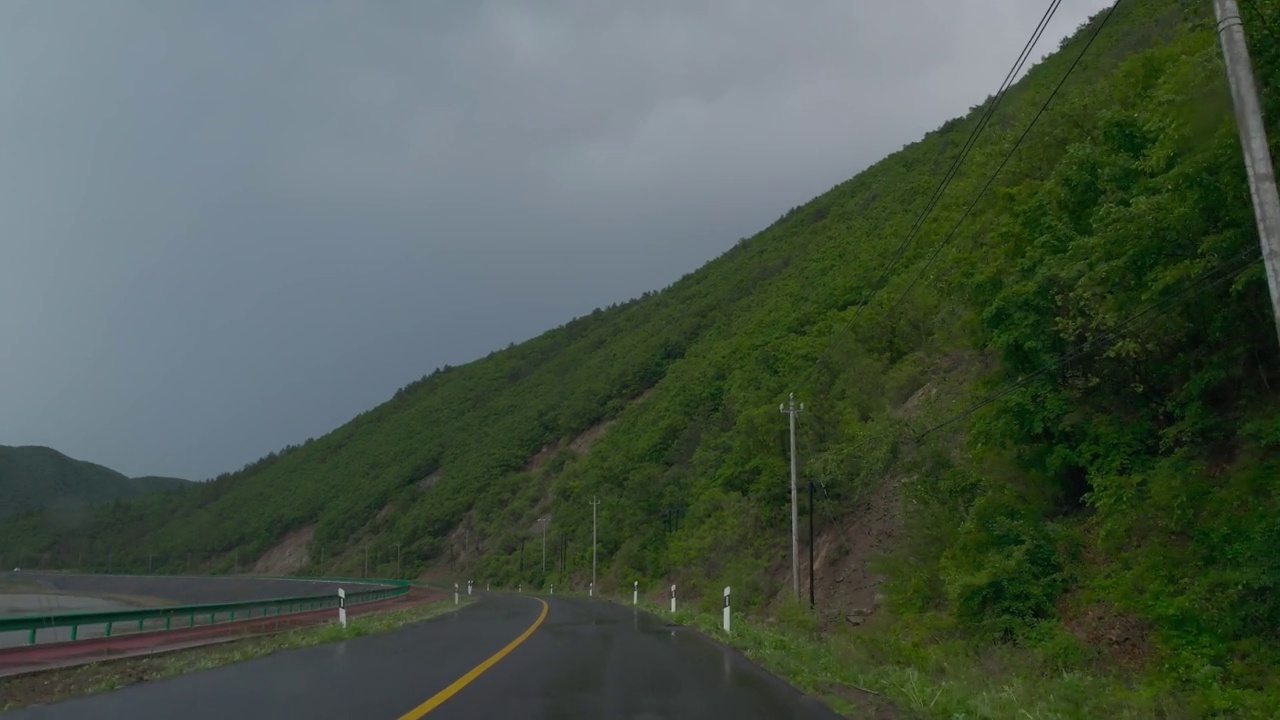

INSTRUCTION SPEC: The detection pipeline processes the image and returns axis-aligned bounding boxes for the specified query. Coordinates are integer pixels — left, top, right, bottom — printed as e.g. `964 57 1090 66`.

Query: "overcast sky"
0 0 1113 481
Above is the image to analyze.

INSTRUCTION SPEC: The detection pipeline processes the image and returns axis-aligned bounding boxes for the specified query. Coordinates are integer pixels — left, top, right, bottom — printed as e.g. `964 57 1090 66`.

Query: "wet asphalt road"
5 593 841 719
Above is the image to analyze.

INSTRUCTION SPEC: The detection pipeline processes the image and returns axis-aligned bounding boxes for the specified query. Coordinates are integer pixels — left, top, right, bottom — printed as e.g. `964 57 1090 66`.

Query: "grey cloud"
0 0 1112 479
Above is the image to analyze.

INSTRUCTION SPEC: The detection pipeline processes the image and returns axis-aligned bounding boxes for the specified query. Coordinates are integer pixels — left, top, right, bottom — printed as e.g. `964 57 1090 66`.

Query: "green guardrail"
0 580 411 647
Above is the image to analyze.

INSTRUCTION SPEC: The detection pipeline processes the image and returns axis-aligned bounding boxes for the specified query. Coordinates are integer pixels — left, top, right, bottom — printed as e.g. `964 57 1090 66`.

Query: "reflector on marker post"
454 582 459 605
338 588 347 628
723 586 731 634
633 580 638 606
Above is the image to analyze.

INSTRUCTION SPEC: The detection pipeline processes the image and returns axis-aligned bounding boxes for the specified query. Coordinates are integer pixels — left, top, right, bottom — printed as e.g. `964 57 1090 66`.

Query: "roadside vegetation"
611 593 1260 719
4 0 1280 714
0 598 468 712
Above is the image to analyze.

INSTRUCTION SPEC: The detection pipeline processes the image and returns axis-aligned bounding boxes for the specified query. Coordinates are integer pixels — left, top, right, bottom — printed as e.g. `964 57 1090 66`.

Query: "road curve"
6 593 841 719
2 571 389 605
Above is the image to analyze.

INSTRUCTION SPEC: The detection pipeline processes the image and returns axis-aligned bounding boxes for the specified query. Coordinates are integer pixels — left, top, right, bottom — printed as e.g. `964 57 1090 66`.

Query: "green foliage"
5 0 1280 709
0 445 189 519
941 486 1068 640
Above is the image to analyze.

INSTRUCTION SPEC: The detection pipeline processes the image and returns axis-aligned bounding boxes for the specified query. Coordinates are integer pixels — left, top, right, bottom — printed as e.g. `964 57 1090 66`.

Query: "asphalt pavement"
4 593 842 719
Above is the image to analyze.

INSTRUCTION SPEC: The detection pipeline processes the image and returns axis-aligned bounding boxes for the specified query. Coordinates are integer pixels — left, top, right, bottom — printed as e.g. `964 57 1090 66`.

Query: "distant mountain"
0 445 189 517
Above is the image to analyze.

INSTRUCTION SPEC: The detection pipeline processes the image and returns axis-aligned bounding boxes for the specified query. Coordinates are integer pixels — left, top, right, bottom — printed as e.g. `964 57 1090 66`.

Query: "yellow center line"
396 597 550 719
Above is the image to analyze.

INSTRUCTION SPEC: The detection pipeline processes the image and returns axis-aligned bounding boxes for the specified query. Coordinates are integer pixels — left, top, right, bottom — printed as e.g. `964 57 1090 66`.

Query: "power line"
812 0 1067 366
804 428 898 561
912 247 1262 442
799 0 1258 603
795 2 1103 491
887 0 1125 317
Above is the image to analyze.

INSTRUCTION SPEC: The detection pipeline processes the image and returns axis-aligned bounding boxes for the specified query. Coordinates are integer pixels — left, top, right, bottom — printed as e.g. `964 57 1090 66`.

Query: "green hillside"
0 445 189 518
5 0 1280 712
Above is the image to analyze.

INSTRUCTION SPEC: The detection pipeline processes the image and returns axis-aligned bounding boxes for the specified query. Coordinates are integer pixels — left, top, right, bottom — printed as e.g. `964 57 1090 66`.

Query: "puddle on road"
533 599 821 718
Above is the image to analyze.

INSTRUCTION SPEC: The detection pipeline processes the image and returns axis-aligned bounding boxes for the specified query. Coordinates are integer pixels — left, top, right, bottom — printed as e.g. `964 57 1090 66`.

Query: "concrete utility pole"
590 497 601 592
779 392 804 599
396 543 402 578
537 517 550 572
1214 0 1280 347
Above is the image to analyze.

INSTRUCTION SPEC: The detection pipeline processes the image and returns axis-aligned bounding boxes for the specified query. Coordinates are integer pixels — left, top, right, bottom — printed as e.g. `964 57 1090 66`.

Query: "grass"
0 597 470 711
580 591 1185 720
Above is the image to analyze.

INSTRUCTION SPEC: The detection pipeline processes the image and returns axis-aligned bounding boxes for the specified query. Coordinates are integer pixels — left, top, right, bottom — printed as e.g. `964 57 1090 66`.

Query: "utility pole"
779 392 804 599
809 480 816 610
537 517 550 572
396 543 402 578
1214 0 1280 346
590 497 601 592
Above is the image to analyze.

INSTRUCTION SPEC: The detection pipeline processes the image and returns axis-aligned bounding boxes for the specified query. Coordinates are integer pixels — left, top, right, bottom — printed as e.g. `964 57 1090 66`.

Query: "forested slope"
0 445 188 518
5 0 1280 711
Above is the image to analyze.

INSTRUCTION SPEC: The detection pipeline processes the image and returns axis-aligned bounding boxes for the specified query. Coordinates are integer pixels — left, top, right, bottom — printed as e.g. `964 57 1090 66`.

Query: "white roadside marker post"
454 583 459 605
518 583 522 594
467 580 472 596
589 582 593 597
338 588 347 629
550 584 554 595
670 584 676 614
486 582 490 592
723 586 731 634
633 581 638 606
